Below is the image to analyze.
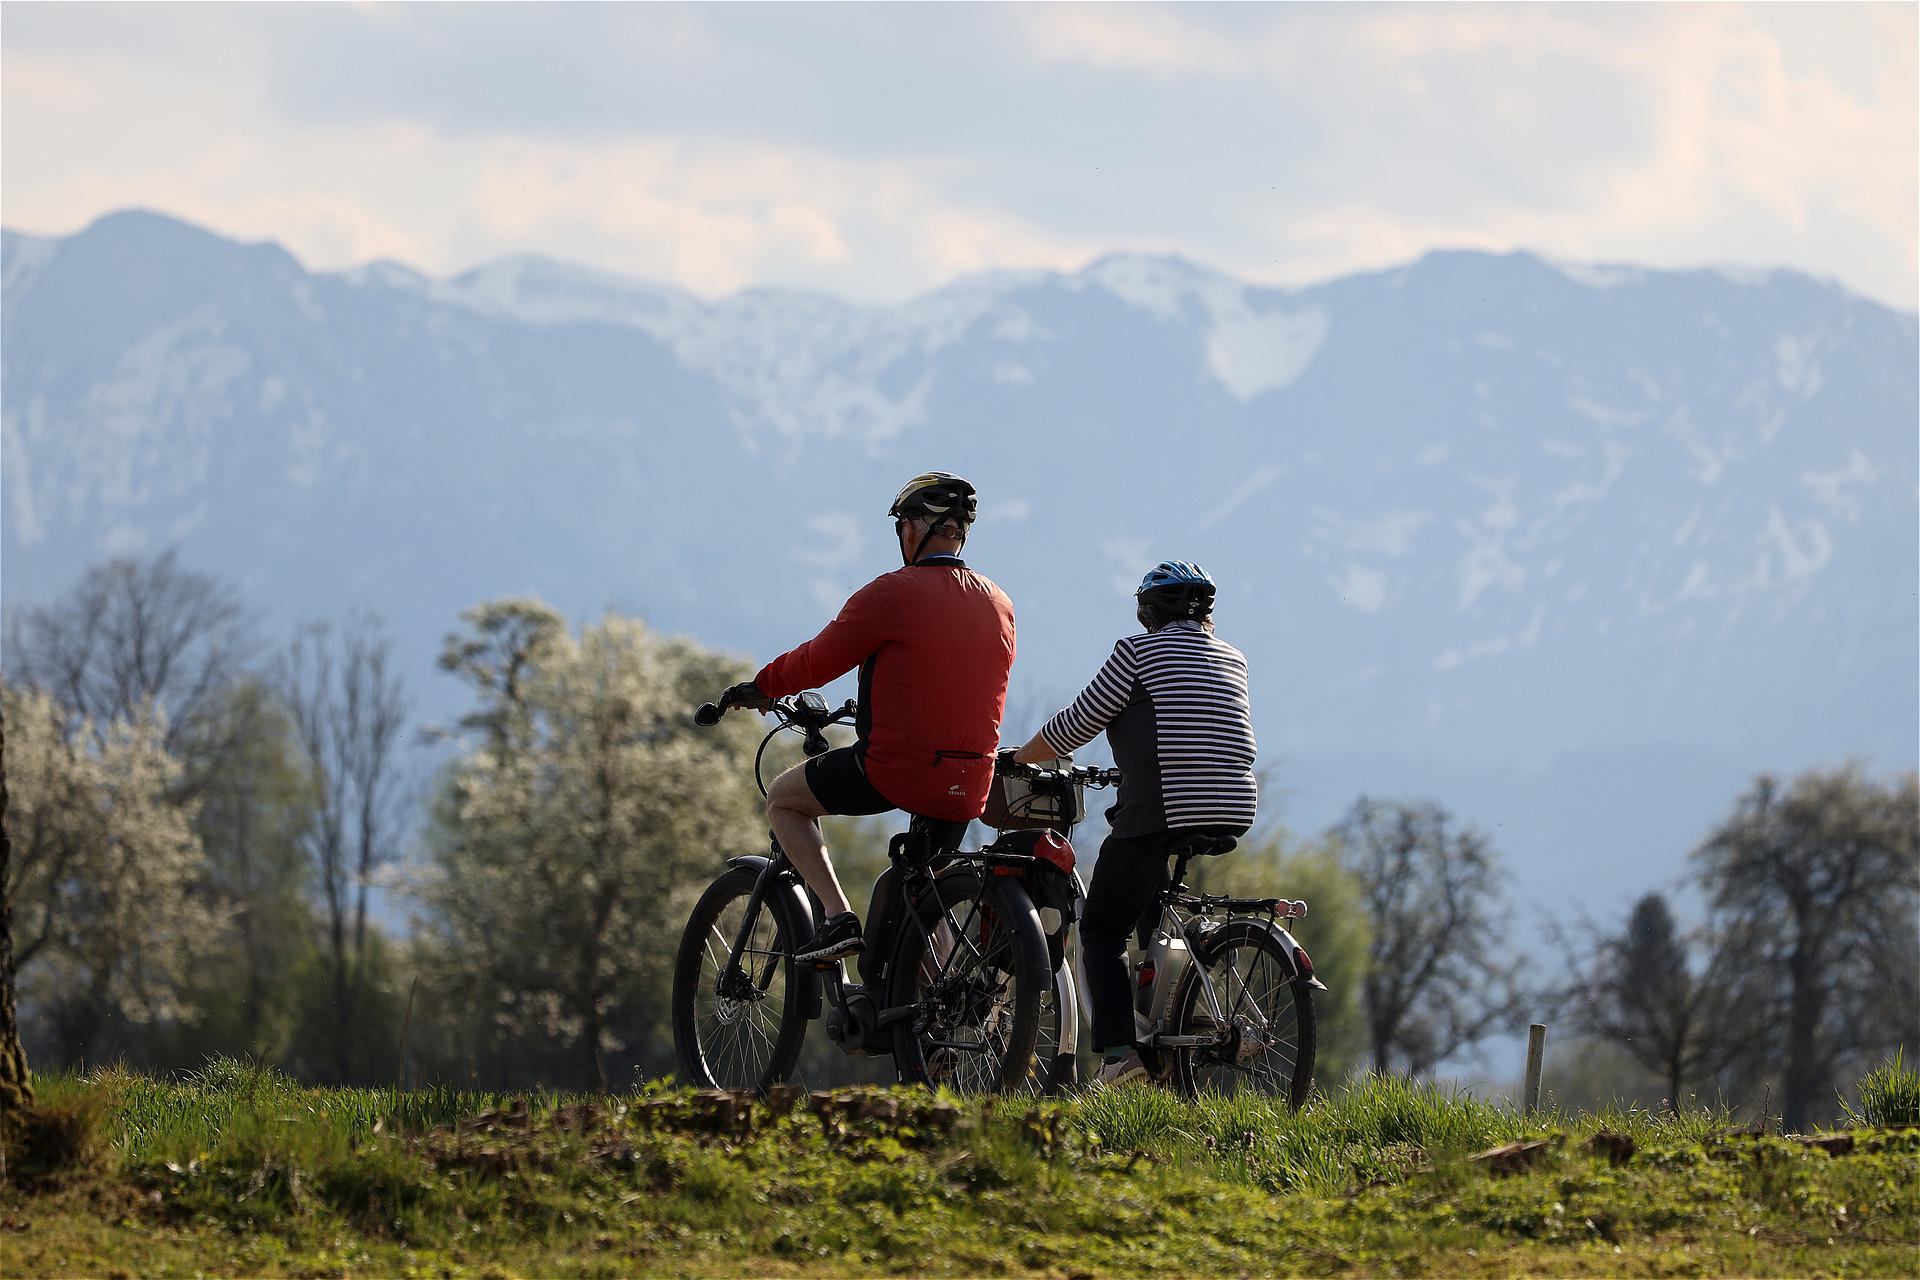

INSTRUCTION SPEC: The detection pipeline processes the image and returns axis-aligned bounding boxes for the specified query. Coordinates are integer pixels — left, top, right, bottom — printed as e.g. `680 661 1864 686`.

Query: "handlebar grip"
694 702 723 727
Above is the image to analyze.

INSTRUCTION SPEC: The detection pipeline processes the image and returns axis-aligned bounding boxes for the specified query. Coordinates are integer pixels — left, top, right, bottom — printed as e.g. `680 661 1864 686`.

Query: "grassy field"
3 1059 1917 1277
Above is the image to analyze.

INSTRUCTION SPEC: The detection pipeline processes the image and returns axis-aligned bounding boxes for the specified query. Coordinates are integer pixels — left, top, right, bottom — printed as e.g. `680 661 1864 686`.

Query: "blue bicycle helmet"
1136 560 1217 624
1136 561 1215 596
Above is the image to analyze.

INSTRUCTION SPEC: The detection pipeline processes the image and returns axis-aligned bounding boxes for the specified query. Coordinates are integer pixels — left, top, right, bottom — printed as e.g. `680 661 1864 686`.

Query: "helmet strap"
900 514 968 565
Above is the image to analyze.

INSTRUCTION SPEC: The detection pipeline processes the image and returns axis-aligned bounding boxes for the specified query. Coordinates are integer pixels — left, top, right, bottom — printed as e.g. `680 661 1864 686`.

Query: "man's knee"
767 764 825 818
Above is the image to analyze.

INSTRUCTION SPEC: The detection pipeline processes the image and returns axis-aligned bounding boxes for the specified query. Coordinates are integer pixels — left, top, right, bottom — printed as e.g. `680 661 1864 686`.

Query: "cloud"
0 45 1096 297
1025 6 1290 79
1019 4 1916 304
2 4 1912 308
792 512 864 572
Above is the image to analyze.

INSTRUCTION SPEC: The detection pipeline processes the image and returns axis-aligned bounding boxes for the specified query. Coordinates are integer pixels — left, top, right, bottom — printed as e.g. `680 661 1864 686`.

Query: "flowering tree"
2 683 213 1065
419 602 765 1090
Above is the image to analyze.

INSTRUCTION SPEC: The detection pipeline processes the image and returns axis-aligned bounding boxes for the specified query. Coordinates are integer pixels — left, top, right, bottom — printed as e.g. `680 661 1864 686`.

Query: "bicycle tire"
1026 960 1080 1095
1168 919 1316 1106
672 865 808 1092
887 869 1047 1094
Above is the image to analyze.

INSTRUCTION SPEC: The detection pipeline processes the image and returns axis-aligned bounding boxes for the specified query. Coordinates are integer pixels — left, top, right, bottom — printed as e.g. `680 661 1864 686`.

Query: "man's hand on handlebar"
723 680 775 715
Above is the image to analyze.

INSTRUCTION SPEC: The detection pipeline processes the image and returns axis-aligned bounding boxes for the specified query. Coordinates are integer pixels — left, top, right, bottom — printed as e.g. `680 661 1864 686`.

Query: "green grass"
1844 1050 1920 1128
4 1061 1918 1277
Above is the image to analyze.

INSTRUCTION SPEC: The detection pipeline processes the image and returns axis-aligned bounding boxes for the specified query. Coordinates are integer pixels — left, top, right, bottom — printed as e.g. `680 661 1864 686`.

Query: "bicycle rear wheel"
888 869 1047 1094
672 865 808 1092
1168 920 1315 1105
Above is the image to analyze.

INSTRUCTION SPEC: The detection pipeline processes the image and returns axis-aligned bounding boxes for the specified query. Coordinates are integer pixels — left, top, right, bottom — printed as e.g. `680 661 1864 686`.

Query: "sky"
2 2 1914 309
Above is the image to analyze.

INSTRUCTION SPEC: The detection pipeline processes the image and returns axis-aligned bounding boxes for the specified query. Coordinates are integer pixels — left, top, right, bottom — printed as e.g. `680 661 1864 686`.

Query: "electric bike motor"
825 984 883 1055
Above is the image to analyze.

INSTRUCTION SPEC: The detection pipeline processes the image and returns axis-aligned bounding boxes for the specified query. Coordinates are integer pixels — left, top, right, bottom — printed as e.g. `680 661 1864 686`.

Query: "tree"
2 683 214 1065
278 618 409 1083
1571 892 1769 1110
3 550 253 785
1694 766 1920 1130
184 681 322 1061
1 701 32 1112
1334 797 1525 1077
420 601 764 1090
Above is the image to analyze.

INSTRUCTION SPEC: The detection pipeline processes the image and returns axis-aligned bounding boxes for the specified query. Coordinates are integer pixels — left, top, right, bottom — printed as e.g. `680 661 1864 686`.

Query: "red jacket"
756 557 1016 821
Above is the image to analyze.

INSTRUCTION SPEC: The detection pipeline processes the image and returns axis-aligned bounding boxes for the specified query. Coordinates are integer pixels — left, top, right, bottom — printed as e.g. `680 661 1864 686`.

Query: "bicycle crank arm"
872 1004 921 1028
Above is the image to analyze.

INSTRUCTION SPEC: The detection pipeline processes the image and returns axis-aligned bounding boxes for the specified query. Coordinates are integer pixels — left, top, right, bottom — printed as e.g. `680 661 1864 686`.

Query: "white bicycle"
985 759 1323 1103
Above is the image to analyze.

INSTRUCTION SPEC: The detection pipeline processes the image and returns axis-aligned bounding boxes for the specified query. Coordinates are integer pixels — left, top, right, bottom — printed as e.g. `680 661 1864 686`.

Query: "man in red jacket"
720 473 1016 963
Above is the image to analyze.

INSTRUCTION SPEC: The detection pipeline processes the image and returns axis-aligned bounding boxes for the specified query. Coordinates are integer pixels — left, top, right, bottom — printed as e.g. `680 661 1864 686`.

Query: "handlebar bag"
982 768 1085 831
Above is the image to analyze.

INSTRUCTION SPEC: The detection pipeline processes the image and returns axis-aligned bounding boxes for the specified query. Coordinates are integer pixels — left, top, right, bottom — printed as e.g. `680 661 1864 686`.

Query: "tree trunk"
1367 972 1393 1074
584 1000 607 1093
58 976 112 1072
233 800 264 1052
330 931 352 1084
1781 944 1821 1131
0 705 34 1113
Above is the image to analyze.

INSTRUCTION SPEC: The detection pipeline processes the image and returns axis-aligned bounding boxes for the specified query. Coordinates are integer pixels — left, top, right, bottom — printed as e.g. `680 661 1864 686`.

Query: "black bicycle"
671 689 1053 1094
974 755 1120 1094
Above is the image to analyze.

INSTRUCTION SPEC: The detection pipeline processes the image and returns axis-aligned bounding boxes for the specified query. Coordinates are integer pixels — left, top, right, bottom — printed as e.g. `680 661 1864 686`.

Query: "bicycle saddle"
899 814 969 863
1167 832 1238 859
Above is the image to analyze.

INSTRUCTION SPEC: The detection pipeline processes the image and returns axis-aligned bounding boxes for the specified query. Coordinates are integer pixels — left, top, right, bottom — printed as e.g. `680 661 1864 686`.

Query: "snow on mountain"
3 209 1914 918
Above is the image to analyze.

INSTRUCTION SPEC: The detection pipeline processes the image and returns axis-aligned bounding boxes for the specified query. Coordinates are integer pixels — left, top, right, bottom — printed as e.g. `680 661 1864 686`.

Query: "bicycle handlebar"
693 693 1118 788
995 757 1121 789
693 690 857 733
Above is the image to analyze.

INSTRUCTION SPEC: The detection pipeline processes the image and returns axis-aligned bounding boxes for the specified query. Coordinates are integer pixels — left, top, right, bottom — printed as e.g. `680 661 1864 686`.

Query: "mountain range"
3 209 1915 926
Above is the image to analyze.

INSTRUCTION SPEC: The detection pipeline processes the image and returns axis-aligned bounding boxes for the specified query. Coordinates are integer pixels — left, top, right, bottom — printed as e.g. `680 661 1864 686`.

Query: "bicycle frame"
1133 856 1325 1052
719 827 1047 1062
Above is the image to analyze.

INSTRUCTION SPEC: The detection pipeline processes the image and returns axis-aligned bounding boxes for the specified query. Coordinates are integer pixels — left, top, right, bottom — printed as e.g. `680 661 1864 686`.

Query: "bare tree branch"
1337 796 1529 1076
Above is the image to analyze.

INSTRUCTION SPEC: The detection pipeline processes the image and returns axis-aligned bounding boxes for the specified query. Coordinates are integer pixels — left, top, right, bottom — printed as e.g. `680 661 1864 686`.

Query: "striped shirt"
1039 621 1258 839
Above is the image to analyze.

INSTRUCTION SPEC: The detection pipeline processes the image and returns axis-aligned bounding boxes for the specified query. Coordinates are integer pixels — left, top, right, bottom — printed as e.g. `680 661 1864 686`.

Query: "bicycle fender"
727 855 824 1018
989 878 1056 996
1194 918 1330 991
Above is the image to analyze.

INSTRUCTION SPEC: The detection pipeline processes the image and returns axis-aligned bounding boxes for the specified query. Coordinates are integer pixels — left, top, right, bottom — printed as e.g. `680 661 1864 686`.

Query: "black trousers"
1080 827 1243 1052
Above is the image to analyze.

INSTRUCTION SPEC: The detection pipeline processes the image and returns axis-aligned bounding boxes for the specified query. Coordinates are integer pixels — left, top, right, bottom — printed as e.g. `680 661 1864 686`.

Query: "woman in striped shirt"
1008 560 1258 1086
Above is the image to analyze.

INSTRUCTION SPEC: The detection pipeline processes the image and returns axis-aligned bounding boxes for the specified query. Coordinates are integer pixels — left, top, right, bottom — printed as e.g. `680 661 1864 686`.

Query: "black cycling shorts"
804 746 896 817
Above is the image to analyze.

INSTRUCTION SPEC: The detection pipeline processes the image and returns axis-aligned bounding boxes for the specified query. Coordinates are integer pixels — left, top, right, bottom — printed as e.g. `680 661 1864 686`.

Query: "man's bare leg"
766 763 854 918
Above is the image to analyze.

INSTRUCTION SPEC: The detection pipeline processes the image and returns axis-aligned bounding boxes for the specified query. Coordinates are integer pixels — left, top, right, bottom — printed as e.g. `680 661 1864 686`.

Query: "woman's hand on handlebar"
1006 729 1058 766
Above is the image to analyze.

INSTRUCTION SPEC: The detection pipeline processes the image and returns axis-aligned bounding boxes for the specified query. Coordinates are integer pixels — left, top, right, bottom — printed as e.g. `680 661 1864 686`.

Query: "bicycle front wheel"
1169 920 1316 1105
1023 954 1079 1095
888 869 1046 1094
672 865 808 1092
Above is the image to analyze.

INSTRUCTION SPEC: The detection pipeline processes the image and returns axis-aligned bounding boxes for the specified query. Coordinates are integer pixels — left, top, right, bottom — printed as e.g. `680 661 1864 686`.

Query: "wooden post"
1524 1023 1546 1115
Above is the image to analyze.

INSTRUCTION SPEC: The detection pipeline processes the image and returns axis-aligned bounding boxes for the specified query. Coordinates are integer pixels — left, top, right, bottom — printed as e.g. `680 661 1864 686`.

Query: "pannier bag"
985 829 1081 970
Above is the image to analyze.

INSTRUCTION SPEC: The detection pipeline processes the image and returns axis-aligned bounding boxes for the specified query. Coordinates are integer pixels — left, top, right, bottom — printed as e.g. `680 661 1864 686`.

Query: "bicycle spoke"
929 897 989 984
689 892 794 1091
901 879 1029 1094
1188 939 1304 1097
